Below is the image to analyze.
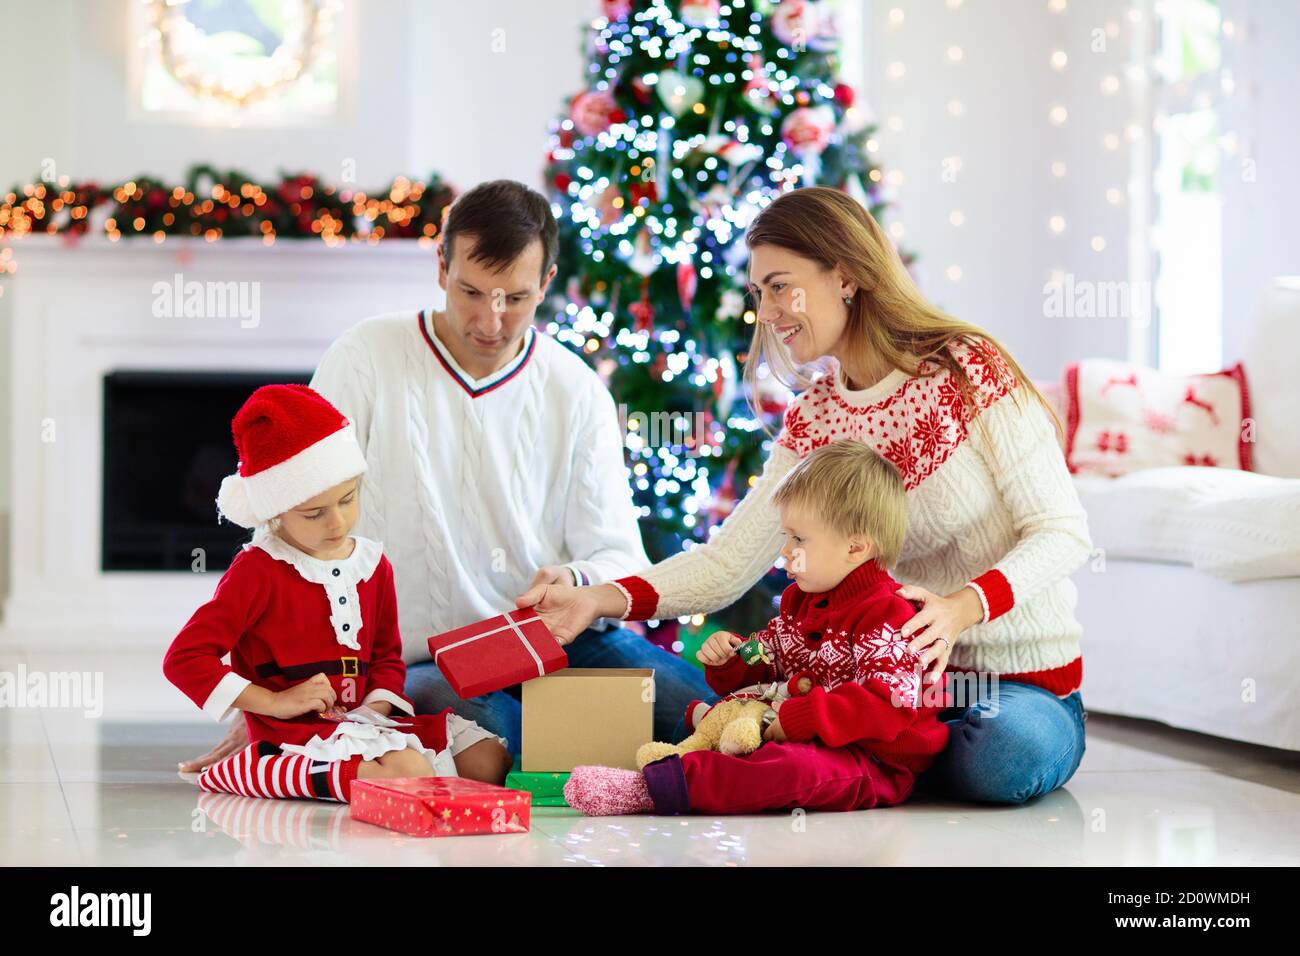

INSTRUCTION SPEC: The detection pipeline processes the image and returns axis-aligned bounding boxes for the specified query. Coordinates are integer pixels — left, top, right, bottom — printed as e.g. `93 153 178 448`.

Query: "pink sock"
564 765 655 816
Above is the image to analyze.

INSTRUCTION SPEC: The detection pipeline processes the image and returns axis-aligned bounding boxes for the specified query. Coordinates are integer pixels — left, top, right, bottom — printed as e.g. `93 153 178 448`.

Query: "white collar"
247 527 384 588
419 309 537 397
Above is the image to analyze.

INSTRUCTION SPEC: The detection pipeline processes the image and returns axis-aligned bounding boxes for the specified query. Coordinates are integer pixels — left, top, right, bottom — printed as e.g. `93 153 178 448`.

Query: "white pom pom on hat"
216 384 368 529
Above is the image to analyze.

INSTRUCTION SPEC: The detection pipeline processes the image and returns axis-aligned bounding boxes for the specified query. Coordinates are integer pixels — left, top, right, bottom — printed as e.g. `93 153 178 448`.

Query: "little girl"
164 384 510 802
564 440 951 815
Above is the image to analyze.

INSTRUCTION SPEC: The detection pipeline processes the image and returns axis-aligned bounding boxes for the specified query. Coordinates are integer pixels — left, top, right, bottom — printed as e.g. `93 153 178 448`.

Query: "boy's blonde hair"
772 440 907 568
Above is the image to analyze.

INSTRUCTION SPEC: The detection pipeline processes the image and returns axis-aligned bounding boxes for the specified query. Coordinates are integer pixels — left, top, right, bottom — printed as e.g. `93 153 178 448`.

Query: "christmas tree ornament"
570 88 625 137
657 70 705 116
680 0 721 29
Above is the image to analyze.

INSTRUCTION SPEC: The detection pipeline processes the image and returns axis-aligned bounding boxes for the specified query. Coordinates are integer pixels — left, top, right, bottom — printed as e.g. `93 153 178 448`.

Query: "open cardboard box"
521 667 655 771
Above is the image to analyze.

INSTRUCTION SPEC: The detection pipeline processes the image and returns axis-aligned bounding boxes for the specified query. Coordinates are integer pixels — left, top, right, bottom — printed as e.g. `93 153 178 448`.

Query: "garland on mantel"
0 164 458 247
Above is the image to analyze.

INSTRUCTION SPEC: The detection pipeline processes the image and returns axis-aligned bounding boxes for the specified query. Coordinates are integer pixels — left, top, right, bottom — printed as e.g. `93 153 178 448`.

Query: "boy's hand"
362 700 393 718
763 716 788 743
697 631 745 667
270 673 337 720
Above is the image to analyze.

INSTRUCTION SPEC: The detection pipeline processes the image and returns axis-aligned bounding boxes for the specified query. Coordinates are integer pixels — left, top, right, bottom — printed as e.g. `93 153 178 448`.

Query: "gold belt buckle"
340 656 359 677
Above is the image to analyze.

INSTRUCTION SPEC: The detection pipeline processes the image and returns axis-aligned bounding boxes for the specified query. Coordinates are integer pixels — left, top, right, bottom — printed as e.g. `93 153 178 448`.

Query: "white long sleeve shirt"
310 309 650 663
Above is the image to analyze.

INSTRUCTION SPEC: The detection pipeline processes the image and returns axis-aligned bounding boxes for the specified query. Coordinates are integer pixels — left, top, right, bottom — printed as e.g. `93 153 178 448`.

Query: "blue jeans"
405 624 714 755
915 680 1088 805
675 678 1087 806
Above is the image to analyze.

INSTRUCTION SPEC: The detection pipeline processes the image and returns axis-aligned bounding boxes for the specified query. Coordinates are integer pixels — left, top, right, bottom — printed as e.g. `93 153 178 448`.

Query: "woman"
515 187 1091 805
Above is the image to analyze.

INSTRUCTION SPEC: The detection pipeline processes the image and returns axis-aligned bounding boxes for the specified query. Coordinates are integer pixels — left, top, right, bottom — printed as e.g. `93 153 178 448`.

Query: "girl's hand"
363 700 393 718
271 673 337 719
524 564 578 591
895 584 985 685
697 631 744 667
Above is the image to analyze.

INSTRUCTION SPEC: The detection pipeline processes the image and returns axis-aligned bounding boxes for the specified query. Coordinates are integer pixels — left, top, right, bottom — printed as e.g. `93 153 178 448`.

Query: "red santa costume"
163 384 502 803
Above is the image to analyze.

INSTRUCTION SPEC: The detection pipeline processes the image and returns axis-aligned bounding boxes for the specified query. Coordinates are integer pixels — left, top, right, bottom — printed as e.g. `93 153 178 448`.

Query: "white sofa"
1046 278 1300 752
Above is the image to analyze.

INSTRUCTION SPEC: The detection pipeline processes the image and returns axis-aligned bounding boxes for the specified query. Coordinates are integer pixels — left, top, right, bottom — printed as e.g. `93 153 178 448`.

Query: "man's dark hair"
441 179 558 279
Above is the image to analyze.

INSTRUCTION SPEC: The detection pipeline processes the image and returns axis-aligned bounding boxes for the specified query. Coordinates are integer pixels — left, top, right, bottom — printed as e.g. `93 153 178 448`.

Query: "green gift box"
505 770 571 807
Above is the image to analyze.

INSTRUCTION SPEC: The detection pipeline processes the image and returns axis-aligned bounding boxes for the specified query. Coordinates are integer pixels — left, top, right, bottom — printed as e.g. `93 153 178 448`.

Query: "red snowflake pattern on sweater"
754 613 923 708
775 337 1017 490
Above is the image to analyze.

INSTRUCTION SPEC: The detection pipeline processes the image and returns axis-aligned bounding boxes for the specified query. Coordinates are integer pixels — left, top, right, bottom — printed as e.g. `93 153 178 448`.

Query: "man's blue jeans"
405 624 714 755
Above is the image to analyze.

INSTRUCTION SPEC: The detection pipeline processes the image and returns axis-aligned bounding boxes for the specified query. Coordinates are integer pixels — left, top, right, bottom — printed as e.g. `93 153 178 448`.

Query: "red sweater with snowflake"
705 560 949 773
163 533 415 749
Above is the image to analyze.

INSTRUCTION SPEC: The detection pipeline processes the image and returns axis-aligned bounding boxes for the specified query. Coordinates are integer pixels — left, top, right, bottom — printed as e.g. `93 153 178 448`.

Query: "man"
181 179 710 770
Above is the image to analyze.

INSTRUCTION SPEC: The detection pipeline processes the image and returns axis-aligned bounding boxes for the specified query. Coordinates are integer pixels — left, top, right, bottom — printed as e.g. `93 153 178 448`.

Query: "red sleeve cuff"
785 671 814 696
969 569 1014 622
612 575 659 621
775 695 818 743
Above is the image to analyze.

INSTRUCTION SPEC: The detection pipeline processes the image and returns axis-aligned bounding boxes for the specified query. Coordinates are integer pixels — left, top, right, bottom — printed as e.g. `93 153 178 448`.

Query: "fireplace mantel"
2 236 443 646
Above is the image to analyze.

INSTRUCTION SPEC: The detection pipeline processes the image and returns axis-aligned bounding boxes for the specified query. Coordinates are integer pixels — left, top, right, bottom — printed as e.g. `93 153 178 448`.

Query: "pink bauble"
570 89 623 138
781 105 836 156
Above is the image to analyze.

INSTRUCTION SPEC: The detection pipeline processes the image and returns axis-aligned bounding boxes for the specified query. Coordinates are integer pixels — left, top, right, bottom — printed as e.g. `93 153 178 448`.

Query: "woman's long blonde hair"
741 187 1061 440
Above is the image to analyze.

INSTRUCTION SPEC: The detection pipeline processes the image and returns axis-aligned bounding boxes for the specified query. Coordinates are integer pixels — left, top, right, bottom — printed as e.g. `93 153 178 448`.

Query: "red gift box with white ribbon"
350 776 531 837
426 608 568 698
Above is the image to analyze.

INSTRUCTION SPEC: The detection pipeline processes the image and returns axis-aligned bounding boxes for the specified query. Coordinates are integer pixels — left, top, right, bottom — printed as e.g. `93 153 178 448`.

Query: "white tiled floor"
2 644 1298 866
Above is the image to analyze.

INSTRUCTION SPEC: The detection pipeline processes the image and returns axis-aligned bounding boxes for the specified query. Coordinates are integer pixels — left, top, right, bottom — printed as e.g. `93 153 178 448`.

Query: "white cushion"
1075 467 1300 581
1241 277 1300 478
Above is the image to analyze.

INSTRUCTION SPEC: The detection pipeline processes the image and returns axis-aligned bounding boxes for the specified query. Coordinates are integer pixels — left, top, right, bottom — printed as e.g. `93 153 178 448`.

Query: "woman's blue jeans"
915 679 1088 805
404 624 713 755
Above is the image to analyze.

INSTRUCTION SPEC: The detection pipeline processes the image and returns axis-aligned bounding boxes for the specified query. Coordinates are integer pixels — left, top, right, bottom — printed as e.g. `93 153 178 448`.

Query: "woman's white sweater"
613 337 1093 697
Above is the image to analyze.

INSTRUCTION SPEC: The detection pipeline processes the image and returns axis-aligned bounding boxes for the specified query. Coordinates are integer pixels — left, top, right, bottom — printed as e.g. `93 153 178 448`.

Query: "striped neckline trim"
418 310 536 398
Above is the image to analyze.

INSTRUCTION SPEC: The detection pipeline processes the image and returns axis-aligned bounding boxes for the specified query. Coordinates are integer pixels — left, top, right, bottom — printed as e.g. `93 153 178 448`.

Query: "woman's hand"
178 719 248 773
515 580 614 646
895 584 985 684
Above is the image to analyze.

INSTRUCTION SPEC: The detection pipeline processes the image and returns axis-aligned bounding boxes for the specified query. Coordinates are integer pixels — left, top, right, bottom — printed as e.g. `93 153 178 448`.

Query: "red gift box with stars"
350 777 531 837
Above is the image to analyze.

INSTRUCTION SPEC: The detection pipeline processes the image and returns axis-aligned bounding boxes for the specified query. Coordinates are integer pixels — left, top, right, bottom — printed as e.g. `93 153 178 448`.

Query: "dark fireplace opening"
102 369 313 572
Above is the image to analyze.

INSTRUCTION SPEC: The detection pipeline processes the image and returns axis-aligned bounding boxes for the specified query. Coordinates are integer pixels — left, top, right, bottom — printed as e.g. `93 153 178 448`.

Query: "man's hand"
178 719 248 773
522 566 577 601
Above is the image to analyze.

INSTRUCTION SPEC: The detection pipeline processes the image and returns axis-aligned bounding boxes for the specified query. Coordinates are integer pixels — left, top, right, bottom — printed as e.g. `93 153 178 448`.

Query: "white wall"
1218 0 1300 364
860 0 1300 379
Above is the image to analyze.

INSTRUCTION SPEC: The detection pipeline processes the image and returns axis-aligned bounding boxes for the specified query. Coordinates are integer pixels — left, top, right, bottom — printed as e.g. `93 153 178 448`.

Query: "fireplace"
1 235 437 643
101 369 312 572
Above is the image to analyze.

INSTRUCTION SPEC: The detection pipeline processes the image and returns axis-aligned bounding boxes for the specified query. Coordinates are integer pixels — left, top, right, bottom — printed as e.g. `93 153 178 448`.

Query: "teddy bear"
634 635 812 769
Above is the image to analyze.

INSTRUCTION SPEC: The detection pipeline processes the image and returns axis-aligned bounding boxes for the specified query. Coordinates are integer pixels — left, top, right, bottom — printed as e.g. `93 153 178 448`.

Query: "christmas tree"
542 0 909 654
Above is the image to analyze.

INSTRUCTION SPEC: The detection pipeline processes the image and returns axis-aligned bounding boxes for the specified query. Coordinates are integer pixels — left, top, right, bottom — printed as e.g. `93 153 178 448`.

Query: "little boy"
565 439 951 815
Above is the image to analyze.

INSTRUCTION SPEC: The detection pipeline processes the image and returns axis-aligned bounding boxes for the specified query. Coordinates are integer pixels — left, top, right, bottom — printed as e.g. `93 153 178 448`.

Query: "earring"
843 295 853 305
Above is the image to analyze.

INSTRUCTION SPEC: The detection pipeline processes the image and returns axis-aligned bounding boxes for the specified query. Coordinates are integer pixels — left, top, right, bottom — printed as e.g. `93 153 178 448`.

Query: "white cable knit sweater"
309 309 651 663
613 337 1093 697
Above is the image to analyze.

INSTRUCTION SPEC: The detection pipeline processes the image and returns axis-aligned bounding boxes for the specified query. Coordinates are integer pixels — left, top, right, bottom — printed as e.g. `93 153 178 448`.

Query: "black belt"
255 656 368 681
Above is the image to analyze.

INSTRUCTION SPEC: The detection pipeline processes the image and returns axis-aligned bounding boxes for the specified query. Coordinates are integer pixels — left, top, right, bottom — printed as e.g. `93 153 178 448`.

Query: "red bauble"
834 83 855 107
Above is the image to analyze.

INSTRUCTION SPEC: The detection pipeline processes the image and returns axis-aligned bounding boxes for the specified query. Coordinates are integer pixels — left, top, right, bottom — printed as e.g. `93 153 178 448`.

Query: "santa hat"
216 384 368 529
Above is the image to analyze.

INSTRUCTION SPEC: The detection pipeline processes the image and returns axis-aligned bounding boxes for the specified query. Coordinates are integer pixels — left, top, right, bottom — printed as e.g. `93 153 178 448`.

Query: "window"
1150 0 1224 373
130 0 347 127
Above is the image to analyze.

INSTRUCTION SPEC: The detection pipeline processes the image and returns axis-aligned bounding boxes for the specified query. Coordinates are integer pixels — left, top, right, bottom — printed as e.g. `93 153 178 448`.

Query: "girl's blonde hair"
772 440 907 568
741 187 1062 440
